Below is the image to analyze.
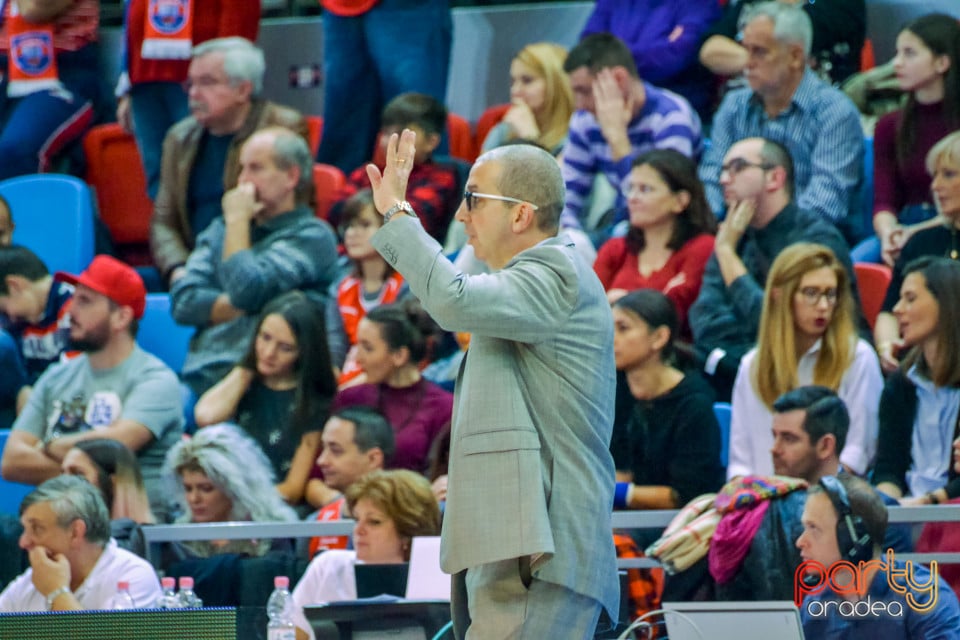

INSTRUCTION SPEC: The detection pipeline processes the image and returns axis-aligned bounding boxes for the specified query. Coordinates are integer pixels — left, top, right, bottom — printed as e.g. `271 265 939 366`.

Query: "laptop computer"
405 536 450 600
661 601 805 640
354 563 409 598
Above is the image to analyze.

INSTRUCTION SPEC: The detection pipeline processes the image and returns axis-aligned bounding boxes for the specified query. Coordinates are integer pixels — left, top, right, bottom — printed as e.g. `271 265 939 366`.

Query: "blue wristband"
614 482 631 509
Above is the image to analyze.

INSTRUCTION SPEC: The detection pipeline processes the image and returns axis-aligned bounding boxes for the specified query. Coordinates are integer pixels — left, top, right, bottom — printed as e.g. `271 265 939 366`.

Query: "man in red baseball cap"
1 256 184 521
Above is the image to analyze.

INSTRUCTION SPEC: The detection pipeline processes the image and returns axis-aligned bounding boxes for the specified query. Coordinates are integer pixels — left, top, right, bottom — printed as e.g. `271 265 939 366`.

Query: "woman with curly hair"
162 423 297 558
728 243 883 479
292 469 441 640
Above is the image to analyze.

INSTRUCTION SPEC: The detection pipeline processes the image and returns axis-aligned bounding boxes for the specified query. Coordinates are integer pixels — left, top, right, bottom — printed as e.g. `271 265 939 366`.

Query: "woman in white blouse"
727 243 883 479
292 470 441 640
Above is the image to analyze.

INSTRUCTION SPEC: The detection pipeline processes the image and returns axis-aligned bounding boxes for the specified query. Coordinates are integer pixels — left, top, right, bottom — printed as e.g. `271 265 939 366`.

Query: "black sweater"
611 370 726 505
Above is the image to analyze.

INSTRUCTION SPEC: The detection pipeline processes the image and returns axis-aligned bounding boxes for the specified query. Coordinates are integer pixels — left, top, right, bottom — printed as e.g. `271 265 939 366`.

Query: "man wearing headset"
796 473 960 638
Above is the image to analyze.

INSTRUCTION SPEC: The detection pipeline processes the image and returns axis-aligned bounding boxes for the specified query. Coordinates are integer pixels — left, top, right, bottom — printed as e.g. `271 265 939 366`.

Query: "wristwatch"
383 200 415 223
45 585 71 610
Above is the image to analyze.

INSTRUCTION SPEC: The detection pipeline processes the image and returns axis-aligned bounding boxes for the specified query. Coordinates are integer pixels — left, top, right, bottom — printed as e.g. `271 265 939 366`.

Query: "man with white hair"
150 37 307 289
0 476 161 611
698 1 863 232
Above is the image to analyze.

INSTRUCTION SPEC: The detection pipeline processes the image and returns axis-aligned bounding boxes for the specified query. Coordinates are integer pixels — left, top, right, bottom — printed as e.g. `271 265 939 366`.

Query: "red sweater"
594 233 715 332
125 0 260 85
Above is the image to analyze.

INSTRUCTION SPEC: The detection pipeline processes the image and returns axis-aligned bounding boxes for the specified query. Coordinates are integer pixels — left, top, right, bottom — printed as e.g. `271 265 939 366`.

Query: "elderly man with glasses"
150 37 307 291
365 133 620 639
697 1 863 234
689 136 863 402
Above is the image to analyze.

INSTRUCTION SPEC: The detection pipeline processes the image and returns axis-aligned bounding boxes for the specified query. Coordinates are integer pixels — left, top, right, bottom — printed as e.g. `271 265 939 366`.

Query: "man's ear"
815 433 837 460
286 164 302 193
423 132 441 155
110 304 135 332
236 79 254 102
4 274 27 295
69 517 87 544
511 202 538 233
766 165 787 193
788 42 807 71
368 447 385 470
611 66 632 92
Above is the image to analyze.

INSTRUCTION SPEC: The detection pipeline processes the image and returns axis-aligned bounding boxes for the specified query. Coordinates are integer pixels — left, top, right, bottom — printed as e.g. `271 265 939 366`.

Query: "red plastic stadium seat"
474 104 510 152
313 163 346 221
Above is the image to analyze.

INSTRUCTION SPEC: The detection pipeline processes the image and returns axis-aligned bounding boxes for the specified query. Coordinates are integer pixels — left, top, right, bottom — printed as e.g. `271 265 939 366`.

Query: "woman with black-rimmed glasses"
727 242 882 479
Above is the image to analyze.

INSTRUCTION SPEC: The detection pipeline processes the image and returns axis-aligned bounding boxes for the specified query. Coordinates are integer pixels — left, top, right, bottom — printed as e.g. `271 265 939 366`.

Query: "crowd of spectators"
2 0 960 636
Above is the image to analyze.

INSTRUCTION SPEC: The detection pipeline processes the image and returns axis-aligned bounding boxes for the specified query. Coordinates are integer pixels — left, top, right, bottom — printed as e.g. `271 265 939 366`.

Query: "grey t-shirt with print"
13 345 184 519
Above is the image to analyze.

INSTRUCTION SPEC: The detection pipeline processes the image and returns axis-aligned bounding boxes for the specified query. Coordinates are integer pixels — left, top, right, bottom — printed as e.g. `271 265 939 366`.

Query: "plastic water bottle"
266 576 296 640
105 580 136 610
154 576 181 609
177 576 203 608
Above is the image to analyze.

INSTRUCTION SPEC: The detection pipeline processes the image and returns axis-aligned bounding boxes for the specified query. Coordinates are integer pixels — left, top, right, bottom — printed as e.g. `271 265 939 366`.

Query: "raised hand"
366 129 417 215
222 182 263 224
503 99 540 141
592 69 633 158
28 545 71 597
716 199 756 252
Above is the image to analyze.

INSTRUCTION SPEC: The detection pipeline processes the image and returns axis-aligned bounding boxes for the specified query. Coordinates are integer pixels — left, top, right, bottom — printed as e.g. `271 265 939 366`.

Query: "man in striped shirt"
560 33 703 236
698 2 863 235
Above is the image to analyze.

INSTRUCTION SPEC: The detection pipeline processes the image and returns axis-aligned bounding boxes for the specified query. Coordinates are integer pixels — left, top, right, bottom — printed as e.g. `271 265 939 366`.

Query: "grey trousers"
451 557 603 639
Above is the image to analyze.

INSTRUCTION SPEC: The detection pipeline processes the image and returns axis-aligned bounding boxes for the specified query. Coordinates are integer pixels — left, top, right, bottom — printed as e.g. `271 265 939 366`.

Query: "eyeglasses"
183 76 232 92
797 287 839 307
720 158 774 176
463 190 538 212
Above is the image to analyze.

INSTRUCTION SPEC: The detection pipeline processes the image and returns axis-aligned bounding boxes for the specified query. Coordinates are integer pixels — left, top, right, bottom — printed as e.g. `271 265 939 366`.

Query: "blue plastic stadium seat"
0 174 96 275
861 137 874 236
0 430 35 515
139 294 194 374
714 402 732 468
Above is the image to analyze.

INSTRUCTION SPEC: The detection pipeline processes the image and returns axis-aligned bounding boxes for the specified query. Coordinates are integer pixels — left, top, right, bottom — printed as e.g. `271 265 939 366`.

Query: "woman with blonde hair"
292 469 442 640
727 243 883 479
480 42 574 156
875 130 960 372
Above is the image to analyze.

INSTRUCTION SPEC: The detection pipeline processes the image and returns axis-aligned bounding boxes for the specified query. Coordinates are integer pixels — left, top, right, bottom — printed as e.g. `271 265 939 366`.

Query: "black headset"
819 475 873 565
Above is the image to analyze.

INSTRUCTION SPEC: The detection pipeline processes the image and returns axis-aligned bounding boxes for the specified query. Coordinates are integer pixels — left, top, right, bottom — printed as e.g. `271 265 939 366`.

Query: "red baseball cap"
55 255 147 319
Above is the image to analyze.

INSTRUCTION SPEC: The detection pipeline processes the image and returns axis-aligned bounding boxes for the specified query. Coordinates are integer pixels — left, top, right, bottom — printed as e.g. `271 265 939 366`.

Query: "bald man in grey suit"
366 130 619 639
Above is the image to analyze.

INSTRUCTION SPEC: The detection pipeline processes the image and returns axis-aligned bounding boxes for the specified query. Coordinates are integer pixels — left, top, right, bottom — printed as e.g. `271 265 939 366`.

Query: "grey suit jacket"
372 216 619 618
